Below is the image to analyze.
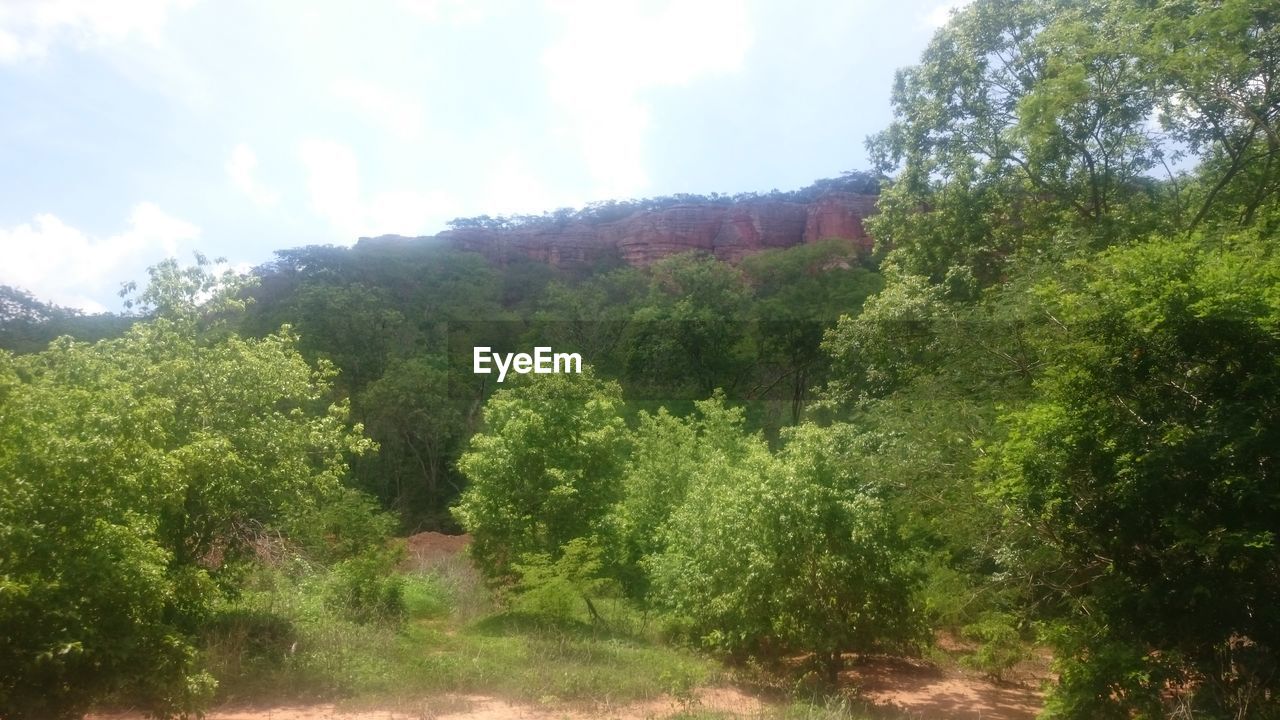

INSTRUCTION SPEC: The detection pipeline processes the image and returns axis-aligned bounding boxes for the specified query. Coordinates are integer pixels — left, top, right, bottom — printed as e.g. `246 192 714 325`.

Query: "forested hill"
235 232 882 529
3 174 889 530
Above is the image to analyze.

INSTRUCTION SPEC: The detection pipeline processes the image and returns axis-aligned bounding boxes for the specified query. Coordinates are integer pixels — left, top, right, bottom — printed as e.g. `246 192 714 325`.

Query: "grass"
197 550 903 718
201 552 725 712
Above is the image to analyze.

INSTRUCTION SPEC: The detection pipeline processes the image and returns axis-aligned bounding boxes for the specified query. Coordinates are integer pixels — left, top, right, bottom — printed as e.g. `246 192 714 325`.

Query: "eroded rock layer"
358 192 877 268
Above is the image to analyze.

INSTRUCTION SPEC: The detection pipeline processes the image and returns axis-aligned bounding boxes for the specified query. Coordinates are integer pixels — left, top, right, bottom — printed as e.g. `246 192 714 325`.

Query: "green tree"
624 253 750 398
453 369 628 582
649 407 920 681
741 239 883 424
0 258 372 719
608 397 753 596
355 357 465 527
988 232 1280 717
1140 0 1280 230
868 0 1171 284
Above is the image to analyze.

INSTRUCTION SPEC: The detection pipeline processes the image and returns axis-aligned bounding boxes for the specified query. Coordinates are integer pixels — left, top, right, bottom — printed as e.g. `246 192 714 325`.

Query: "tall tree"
989 232 1280 717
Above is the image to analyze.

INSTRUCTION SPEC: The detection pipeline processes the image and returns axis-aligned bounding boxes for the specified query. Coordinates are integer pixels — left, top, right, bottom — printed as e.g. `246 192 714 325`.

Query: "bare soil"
851 655 1044 720
403 532 472 568
88 669 1043 720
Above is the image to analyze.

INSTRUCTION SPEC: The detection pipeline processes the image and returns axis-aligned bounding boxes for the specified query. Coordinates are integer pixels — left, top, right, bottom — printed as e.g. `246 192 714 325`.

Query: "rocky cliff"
357 192 877 268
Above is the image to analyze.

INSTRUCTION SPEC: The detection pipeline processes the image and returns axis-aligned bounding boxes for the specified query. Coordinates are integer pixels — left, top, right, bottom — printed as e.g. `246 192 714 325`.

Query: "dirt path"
89 687 764 720
850 652 1045 720
89 674 1042 719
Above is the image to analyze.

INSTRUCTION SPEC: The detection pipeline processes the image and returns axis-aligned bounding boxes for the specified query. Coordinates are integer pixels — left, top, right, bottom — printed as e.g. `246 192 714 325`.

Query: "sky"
0 0 967 312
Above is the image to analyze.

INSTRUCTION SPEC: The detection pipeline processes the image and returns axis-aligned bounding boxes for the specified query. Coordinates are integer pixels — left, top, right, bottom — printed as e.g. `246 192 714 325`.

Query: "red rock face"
803 192 876 252
713 201 810 263
361 193 877 268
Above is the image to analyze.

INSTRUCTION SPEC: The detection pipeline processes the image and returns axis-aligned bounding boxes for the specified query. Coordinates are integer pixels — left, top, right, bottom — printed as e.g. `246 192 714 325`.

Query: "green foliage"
1140 0 1280 231
625 253 751 397
509 538 616 621
989 232 1280 716
284 487 399 565
0 259 373 719
822 272 949 404
608 396 757 597
608 408 702 595
649 409 921 678
872 0 1279 286
324 548 408 625
959 612 1028 682
354 357 464 527
453 369 628 582
741 240 883 423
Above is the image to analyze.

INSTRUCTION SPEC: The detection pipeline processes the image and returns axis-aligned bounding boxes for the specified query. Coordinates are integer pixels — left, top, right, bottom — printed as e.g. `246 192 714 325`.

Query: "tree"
868 0 1171 284
741 240 883 424
988 232 1280 717
453 369 628 582
624 253 751 398
355 357 464 527
1140 0 1280 230
0 258 372 719
608 397 753 596
649 406 921 681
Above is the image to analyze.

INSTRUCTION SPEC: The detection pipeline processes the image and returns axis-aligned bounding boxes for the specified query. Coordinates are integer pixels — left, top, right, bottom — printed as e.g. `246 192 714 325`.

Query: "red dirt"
852 655 1046 720
403 531 471 566
88 668 1044 719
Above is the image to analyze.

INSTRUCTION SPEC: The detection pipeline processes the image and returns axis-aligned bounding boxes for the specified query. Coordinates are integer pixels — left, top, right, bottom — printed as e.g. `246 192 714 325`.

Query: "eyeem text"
473 346 582 382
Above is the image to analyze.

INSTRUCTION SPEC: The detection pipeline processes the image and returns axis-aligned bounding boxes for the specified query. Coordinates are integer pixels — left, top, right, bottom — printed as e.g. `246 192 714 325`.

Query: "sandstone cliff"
357 192 876 268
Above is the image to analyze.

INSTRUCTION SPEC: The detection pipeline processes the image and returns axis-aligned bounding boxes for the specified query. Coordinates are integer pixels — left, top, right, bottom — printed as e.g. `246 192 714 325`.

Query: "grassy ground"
201 552 749 714
90 545 1041 719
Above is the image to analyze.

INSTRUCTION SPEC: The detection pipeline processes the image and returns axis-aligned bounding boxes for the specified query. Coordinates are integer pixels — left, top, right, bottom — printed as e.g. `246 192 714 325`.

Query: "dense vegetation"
1 0 1278 718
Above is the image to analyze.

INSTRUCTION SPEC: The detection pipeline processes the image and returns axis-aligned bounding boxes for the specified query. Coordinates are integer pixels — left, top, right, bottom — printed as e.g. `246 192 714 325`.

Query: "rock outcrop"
358 192 876 268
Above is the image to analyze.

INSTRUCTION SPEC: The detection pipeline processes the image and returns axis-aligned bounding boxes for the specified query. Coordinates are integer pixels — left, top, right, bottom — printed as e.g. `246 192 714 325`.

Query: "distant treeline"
444 171 882 231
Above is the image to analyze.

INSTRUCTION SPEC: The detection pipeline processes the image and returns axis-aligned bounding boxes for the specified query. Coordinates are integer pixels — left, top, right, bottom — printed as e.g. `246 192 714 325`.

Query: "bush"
285 487 399 564
324 548 407 625
959 612 1027 681
509 538 617 622
453 369 628 583
649 414 921 681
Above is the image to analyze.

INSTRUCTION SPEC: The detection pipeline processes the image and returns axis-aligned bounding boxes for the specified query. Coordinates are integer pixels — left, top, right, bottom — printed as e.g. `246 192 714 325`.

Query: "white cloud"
0 202 199 312
298 138 457 241
396 0 499 25
542 0 752 198
226 143 280 207
331 76 428 141
922 0 972 29
483 154 582 217
0 0 196 63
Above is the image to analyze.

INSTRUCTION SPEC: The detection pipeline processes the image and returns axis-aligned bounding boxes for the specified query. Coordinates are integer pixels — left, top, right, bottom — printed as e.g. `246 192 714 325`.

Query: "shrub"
453 369 628 583
509 538 617 622
959 612 1028 681
649 415 921 681
324 548 407 625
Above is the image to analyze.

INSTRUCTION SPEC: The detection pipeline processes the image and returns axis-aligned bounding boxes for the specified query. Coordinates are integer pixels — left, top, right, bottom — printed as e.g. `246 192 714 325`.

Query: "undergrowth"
200 550 721 709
